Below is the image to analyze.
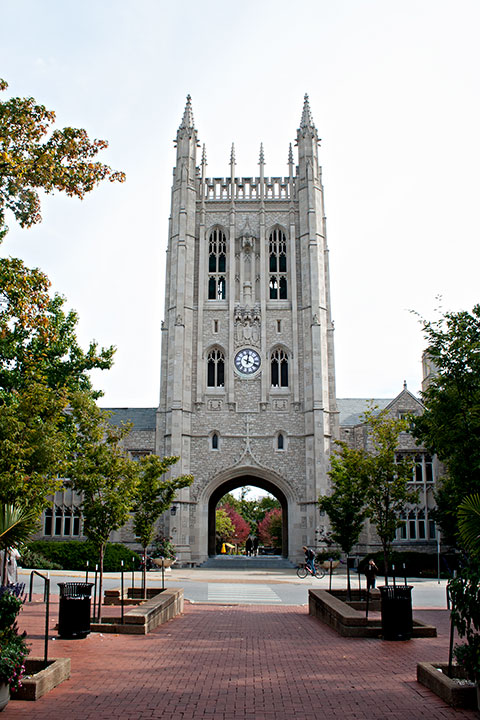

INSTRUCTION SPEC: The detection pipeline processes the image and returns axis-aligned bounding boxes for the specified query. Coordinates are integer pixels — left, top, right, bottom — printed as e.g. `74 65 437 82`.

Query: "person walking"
365 558 378 590
245 536 253 557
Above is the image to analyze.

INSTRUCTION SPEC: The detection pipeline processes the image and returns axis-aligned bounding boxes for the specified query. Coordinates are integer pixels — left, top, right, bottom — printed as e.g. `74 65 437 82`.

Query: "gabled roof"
336 399 392 426
101 407 157 431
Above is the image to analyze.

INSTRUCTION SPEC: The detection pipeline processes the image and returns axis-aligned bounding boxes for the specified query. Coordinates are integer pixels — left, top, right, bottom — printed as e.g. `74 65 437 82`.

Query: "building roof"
102 407 157 431
336 398 392 426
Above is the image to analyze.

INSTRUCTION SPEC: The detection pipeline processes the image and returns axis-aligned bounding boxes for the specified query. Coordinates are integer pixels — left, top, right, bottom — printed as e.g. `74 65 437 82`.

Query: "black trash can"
58 582 94 639
379 585 413 641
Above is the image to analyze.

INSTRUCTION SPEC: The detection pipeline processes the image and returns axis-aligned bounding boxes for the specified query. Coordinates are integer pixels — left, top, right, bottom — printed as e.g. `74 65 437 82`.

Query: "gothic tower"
157 95 339 563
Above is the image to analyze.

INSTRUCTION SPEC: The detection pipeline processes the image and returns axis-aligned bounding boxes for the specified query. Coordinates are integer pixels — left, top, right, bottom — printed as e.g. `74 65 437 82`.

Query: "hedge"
22 541 141 572
357 550 459 578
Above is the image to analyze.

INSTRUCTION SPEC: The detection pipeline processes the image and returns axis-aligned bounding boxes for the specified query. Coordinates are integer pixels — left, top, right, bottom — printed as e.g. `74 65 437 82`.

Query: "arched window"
271 349 289 388
207 348 225 387
277 433 284 450
211 433 219 450
269 228 287 299
208 228 227 300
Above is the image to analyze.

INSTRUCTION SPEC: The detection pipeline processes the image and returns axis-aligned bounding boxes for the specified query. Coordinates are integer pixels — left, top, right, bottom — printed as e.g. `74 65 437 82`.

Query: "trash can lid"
58 582 94 597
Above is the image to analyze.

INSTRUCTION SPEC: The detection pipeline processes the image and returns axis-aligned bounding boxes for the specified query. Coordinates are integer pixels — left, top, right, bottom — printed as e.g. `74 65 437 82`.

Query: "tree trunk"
97 544 104 623
382 540 389 585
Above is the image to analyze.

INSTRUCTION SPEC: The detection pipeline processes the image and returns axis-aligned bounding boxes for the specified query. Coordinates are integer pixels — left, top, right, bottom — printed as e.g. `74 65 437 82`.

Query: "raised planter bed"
11 657 70 701
417 662 478 710
309 589 437 638
92 587 183 634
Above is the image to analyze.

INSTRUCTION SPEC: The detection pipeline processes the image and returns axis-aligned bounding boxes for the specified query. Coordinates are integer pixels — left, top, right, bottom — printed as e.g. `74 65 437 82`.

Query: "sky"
1 0 479 408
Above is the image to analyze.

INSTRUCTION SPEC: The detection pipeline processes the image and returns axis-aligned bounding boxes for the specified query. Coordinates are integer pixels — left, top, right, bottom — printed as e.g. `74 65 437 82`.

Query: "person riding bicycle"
303 546 316 576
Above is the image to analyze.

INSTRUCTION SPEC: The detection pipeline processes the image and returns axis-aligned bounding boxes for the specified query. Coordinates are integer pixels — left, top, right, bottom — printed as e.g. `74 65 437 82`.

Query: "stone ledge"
92 587 183 634
11 657 70 701
417 662 478 710
309 589 437 638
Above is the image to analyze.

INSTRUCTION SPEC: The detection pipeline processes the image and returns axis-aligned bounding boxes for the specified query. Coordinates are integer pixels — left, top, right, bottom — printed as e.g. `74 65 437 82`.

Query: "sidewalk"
4 591 477 719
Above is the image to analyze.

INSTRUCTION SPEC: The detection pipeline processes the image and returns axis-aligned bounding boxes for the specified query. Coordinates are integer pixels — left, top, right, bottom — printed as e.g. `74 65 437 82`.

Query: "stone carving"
234 303 261 349
207 399 223 410
273 399 288 411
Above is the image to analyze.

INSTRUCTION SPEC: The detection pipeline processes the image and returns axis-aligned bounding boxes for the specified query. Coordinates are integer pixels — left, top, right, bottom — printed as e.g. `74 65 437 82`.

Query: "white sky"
1 0 479 407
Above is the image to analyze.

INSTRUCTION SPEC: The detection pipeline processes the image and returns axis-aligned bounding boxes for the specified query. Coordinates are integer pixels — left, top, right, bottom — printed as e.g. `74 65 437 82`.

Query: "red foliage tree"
219 503 251 543
258 508 282 546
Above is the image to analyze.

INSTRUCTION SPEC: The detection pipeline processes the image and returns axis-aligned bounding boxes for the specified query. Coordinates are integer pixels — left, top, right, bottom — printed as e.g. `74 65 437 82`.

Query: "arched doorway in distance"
207 474 288 557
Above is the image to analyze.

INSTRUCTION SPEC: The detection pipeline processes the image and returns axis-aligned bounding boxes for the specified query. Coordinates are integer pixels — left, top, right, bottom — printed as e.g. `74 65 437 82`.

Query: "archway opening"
208 475 288 557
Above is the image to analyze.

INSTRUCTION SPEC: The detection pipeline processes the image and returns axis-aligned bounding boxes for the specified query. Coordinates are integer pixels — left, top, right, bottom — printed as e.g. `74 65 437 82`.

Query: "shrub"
18 549 62 571
24 541 141 571
357 550 458 578
315 550 341 563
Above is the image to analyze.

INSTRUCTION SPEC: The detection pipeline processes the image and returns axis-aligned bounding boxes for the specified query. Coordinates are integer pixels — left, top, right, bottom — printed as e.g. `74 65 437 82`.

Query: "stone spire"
230 142 236 166
179 94 195 132
259 143 265 166
300 93 315 131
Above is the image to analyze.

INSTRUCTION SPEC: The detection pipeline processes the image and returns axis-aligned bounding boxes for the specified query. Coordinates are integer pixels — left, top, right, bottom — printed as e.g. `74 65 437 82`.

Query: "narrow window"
208 228 227 300
212 433 219 450
54 507 63 536
44 507 53 536
73 509 81 536
63 509 72 536
213 319 219 333
207 349 225 387
269 228 287 299
277 320 281 333
277 433 284 450
271 349 289 388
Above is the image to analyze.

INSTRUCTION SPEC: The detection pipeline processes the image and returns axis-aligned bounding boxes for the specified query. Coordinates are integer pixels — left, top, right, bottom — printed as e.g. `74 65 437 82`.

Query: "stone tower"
156 95 339 563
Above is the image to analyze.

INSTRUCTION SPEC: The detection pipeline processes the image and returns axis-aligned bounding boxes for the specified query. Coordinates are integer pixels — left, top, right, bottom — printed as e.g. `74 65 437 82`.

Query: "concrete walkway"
4 586 477 719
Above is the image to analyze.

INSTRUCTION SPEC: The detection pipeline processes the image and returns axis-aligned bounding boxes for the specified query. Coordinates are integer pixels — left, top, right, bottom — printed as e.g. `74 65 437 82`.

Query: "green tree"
362 408 418 578
215 508 235 550
319 444 368 593
68 393 138 620
0 258 114 515
412 305 480 545
132 455 193 593
0 78 125 241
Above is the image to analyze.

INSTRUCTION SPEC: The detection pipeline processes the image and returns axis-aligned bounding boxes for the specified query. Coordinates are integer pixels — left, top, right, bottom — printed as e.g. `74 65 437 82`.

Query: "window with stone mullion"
208 228 227 300
269 228 287 300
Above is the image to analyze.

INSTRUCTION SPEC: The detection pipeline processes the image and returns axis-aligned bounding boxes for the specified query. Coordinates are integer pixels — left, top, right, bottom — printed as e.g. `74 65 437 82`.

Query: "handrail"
28 570 50 667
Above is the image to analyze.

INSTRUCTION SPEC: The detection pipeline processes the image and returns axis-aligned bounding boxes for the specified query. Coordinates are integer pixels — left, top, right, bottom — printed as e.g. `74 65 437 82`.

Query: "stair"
200 555 296 570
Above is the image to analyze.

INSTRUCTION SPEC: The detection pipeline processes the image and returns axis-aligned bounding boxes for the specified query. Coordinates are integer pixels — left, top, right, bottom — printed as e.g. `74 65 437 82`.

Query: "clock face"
234 348 261 375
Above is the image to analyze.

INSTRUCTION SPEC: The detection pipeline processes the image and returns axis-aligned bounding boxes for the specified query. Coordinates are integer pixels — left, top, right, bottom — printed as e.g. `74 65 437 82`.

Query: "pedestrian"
245 536 253 557
303 546 316 575
365 558 378 590
252 536 259 556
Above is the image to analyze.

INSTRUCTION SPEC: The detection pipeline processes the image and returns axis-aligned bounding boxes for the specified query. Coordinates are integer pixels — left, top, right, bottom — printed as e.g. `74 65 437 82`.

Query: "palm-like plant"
458 493 480 557
0 504 38 584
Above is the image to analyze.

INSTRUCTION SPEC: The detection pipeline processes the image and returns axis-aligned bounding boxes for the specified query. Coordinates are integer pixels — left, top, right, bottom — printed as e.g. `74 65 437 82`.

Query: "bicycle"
296 562 325 579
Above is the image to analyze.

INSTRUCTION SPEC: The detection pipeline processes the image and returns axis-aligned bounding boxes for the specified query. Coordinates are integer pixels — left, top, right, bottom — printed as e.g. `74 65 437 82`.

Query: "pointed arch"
207 226 227 300
206 345 225 387
268 225 288 300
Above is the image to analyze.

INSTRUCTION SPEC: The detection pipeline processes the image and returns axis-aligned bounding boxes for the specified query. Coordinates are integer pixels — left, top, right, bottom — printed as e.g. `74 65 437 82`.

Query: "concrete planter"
11 658 70 701
0 682 9 712
417 663 478 710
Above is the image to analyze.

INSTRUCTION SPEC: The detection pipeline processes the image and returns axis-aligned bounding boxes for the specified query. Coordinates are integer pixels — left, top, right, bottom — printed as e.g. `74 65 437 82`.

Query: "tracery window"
208 228 227 300
207 348 225 387
271 349 289 388
269 228 287 299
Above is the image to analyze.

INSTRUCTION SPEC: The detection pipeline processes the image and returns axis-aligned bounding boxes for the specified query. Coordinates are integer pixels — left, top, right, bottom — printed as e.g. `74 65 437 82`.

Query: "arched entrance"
207 474 289 557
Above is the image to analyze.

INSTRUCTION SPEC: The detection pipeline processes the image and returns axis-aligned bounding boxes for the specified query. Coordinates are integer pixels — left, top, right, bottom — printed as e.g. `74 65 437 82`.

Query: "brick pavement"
3 596 478 720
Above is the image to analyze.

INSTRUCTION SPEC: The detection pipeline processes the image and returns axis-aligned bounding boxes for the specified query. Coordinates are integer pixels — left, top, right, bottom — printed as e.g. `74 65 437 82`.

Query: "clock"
234 348 261 375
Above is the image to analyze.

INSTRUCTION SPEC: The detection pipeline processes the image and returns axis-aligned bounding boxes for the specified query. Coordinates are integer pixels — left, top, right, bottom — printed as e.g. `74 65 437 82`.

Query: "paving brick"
2 598 477 719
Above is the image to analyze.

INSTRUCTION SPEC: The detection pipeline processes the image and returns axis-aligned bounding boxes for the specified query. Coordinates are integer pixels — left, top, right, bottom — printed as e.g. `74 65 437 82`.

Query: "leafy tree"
218 503 251 545
132 455 193 593
412 305 480 545
0 78 125 241
0 258 114 515
68 393 138 620
215 509 235 550
362 408 418 579
258 508 282 548
319 444 368 593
